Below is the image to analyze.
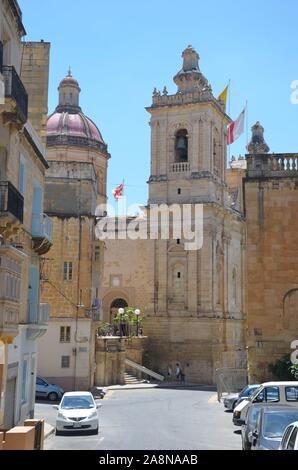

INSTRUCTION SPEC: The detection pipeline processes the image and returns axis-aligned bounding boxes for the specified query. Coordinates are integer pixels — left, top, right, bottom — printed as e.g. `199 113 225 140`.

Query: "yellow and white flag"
218 83 229 106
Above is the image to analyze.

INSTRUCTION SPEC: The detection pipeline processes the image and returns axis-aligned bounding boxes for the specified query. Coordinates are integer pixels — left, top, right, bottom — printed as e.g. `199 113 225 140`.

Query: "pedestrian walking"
175 363 181 382
167 365 173 382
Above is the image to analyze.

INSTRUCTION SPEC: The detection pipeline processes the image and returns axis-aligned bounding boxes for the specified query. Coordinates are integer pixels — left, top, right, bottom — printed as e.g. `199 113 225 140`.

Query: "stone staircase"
124 372 146 385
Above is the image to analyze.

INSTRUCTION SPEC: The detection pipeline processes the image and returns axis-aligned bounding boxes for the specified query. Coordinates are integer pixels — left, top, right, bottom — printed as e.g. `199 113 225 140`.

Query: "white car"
233 381 298 426
279 421 298 450
53 391 101 435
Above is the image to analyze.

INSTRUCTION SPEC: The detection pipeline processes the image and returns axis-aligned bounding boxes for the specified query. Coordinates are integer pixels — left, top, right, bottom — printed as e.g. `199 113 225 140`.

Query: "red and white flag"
113 183 124 200
227 108 245 145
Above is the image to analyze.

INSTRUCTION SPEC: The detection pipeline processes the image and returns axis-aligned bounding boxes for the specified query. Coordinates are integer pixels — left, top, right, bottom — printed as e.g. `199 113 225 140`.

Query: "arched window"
175 129 188 162
110 298 128 310
110 298 128 324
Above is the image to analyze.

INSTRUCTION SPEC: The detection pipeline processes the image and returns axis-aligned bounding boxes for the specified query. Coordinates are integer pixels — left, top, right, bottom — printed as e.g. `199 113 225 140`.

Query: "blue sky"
19 0 298 211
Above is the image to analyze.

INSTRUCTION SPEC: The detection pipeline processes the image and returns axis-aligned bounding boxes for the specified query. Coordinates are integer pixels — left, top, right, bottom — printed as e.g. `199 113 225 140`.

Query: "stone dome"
47 111 104 144
46 71 106 151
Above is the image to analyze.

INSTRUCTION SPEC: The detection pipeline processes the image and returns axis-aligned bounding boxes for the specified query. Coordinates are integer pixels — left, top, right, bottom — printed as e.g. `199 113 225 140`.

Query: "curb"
102 383 216 392
44 423 55 439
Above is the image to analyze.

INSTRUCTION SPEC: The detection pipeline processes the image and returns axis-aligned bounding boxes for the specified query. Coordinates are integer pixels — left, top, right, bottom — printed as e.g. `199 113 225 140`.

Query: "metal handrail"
125 359 164 382
2 65 28 122
0 181 24 223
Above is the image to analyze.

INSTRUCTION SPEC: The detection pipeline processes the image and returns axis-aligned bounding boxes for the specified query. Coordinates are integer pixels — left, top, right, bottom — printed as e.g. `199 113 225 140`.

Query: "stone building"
0 0 51 429
101 46 246 384
245 122 298 382
38 72 109 391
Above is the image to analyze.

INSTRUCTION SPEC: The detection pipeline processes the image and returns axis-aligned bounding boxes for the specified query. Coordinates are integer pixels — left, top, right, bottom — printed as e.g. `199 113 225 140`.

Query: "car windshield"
60 396 95 410
241 385 259 397
250 385 263 401
263 411 298 438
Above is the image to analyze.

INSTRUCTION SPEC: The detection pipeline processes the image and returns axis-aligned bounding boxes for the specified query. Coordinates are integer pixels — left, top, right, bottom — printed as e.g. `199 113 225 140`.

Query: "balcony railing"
0 181 24 224
28 303 50 326
246 153 298 179
170 162 190 173
2 65 28 123
32 213 53 243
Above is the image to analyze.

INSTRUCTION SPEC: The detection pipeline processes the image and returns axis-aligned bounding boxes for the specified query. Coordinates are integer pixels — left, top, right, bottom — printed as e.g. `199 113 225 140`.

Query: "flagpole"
228 79 231 166
245 100 248 148
122 179 125 217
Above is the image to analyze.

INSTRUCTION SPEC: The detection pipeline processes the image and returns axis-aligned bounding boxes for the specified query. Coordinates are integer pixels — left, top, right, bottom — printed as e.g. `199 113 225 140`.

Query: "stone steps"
124 372 144 384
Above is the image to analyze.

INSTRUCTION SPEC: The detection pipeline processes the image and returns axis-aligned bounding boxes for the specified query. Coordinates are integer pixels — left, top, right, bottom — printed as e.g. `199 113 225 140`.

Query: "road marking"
208 394 218 404
104 390 114 400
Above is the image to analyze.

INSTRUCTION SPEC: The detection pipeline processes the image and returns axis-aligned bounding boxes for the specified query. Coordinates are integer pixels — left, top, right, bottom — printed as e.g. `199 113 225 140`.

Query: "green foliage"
98 307 144 337
97 322 113 336
268 354 298 381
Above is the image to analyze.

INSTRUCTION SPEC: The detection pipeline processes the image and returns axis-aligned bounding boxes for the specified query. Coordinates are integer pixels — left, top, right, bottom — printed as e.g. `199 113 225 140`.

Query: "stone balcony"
31 213 53 255
26 303 50 340
246 153 298 179
0 245 26 342
170 162 190 173
0 181 24 239
1 66 28 126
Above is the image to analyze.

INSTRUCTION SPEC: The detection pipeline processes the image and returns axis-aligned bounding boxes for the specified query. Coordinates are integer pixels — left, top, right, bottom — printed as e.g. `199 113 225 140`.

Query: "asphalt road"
35 388 241 450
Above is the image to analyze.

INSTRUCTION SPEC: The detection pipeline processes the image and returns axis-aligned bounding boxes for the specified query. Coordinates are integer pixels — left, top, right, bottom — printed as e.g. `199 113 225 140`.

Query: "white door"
4 378 16 430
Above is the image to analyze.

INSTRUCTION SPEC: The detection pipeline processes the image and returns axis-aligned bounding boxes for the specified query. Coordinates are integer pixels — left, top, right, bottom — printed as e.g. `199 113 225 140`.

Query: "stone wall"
245 171 298 382
21 42 50 144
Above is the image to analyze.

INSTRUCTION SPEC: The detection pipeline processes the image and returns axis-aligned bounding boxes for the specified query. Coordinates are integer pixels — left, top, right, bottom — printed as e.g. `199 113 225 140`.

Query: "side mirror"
52 405 59 410
252 430 258 438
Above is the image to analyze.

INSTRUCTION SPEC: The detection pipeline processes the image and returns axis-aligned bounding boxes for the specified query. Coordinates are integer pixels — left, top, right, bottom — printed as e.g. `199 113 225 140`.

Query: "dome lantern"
56 69 82 113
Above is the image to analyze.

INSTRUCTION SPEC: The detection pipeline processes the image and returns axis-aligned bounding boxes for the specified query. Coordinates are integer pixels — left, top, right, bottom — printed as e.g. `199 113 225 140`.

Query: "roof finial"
68 66 72 77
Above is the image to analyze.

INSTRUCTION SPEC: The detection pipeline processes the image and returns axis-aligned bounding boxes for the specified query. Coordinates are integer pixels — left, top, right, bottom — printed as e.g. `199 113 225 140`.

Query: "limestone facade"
101 46 246 384
0 0 51 429
245 123 298 382
39 72 109 391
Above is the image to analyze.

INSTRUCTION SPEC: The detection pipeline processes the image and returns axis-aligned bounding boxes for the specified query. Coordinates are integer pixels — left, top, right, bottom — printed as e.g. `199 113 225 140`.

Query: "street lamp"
135 309 141 336
118 308 125 337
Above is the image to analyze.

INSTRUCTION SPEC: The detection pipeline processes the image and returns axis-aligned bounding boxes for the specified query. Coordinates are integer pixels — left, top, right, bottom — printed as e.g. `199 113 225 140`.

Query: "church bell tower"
144 46 246 384
147 45 230 207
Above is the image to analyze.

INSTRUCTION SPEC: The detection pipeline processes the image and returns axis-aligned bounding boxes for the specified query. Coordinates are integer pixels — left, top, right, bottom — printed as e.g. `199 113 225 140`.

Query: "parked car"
233 381 298 426
223 384 260 411
241 403 264 450
53 391 101 435
250 406 298 450
279 421 298 450
36 376 64 401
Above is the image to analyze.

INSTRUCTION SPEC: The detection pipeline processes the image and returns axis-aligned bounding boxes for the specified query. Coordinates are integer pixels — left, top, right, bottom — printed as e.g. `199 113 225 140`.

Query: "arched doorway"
110 298 128 323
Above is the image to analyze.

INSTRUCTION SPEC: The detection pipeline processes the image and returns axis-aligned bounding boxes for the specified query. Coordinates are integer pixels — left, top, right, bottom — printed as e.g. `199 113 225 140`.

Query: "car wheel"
48 392 59 401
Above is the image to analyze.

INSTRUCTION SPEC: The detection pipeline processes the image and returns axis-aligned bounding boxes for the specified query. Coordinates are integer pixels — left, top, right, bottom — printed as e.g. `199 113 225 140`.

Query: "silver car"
224 384 260 411
251 406 298 450
54 391 101 435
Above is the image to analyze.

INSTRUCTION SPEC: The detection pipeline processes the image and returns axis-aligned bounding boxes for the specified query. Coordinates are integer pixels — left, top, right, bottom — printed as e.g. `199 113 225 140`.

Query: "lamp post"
118 307 125 337
135 309 141 336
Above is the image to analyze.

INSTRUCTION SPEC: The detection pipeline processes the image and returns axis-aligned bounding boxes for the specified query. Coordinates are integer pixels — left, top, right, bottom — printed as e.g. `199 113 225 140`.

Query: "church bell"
176 136 187 151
